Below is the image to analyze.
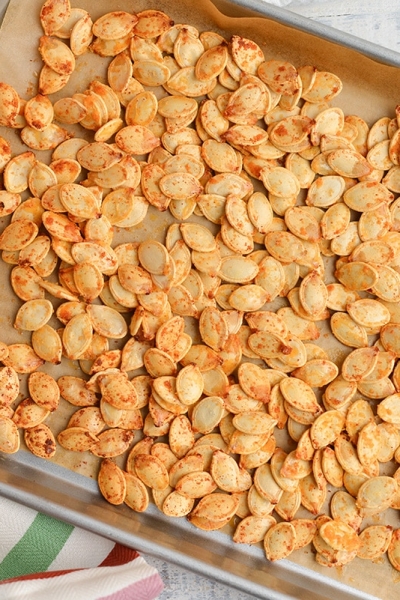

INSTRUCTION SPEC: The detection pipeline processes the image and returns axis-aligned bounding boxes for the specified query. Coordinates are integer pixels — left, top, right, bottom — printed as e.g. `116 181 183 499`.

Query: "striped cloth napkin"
0 497 164 600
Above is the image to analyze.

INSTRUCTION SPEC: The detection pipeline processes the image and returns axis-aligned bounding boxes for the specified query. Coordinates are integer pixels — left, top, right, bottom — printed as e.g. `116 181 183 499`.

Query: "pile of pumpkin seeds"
2 0 400 571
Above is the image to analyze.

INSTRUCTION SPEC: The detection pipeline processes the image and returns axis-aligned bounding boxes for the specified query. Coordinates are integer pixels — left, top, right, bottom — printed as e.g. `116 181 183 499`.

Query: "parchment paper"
0 0 400 598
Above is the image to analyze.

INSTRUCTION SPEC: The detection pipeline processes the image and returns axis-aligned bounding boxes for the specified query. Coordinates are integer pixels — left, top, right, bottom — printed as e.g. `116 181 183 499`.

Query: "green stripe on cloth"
0 512 74 580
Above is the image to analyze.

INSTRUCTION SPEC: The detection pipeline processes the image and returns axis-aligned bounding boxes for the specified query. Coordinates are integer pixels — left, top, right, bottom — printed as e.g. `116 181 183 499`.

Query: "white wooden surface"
290 0 400 53
143 1 400 598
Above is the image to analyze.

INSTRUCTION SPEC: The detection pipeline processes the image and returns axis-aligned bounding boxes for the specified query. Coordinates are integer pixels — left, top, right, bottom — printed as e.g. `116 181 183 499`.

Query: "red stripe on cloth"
98 572 164 600
100 544 139 567
0 544 140 584
1 559 164 600
0 544 163 599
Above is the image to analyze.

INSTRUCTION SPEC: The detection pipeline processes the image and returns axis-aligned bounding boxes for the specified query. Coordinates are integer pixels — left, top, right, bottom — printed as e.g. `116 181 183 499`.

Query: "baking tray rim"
0 451 380 600
217 0 400 67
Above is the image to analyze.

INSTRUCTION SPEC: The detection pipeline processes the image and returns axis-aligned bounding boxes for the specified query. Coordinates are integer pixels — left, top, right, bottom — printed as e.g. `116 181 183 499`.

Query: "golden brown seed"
0 416 20 453
264 522 296 561
98 459 127 505
24 423 56 459
28 371 60 412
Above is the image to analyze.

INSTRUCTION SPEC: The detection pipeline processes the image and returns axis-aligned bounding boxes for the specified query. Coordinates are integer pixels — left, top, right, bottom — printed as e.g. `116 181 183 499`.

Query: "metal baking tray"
1 1 400 599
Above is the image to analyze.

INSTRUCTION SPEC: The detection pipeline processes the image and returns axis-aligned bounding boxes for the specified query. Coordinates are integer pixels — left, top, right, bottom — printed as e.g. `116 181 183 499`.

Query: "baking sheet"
1 0 400 598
